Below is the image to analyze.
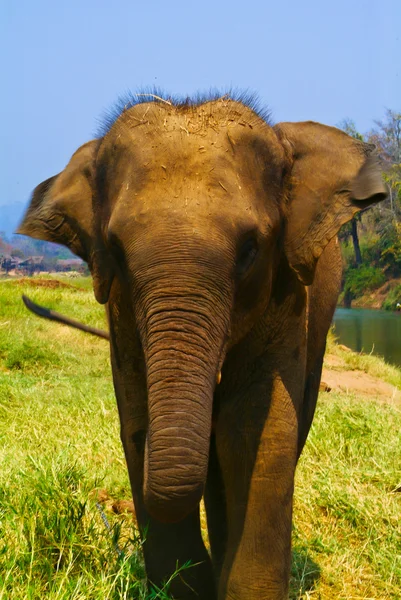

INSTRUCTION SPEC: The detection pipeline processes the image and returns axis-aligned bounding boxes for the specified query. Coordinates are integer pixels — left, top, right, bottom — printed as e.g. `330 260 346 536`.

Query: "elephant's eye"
236 238 259 277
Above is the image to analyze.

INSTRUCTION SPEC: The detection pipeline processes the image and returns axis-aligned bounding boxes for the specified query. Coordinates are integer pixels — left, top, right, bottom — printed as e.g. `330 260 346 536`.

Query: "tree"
366 110 401 277
337 118 364 142
337 119 364 264
366 109 401 216
337 110 401 306
11 248 24 259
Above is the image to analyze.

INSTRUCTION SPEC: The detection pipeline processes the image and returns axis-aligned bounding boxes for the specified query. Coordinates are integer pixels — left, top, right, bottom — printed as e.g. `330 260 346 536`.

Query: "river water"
333 308 401 368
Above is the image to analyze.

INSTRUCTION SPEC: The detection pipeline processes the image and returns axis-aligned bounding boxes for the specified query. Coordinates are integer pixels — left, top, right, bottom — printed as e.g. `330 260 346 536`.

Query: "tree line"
338 109 401 308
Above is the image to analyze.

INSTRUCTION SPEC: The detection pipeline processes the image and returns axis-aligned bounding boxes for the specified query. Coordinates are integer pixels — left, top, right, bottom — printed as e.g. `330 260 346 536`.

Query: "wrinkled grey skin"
19 96 387 599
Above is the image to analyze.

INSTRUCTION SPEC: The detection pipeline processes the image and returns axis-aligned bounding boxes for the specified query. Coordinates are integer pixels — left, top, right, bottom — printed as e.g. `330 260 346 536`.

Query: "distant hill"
0 202 26 238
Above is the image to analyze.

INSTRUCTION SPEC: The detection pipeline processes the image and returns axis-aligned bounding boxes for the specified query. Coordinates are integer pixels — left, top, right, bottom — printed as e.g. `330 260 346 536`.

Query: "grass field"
0 276 400 599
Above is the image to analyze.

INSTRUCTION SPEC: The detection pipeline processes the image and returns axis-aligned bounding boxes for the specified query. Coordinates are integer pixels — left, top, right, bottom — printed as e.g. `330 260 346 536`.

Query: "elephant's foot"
148 561 216 600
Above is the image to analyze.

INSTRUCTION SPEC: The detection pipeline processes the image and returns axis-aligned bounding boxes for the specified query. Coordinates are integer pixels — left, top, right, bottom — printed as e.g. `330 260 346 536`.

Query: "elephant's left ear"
17 140 114 304
274 121 388 285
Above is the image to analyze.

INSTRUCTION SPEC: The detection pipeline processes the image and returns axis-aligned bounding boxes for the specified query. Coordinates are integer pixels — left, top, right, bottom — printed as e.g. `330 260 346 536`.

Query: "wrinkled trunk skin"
137 279 230 523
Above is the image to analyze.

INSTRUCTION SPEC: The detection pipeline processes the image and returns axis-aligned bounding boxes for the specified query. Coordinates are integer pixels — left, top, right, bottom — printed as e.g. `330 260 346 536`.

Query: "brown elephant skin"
18 93 387 599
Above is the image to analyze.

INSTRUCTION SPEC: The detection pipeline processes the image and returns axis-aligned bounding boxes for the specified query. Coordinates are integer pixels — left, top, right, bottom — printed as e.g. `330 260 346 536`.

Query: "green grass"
291 394 401 598
382 282 401 311
1 277 400 598
0 277 175 599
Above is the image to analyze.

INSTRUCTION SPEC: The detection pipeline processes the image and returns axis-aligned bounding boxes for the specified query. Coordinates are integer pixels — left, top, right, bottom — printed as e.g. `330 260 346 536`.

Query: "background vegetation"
338 109 401 309
0 277 400 599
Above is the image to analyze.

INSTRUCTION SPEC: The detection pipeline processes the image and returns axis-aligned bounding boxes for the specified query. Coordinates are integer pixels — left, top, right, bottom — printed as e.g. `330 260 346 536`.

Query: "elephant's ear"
17 140 114 303
274 121 388 285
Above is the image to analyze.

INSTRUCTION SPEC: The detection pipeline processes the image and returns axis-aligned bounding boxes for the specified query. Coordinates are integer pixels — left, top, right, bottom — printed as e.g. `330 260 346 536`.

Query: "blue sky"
1 0 400 222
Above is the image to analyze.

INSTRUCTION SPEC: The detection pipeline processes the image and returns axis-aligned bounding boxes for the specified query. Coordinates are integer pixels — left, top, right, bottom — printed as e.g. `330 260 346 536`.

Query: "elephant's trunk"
139 284 229 523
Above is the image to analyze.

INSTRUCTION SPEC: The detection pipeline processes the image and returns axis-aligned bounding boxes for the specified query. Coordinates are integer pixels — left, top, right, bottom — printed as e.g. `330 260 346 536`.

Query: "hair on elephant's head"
18 93 387 522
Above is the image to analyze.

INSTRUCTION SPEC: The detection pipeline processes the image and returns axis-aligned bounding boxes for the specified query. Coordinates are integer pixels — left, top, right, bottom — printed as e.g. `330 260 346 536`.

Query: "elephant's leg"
120 412 216 599
141 509 216 599
111 361 216 598
204 432 228 581
214 371 302 600
107 293 216 599
298 238 342 458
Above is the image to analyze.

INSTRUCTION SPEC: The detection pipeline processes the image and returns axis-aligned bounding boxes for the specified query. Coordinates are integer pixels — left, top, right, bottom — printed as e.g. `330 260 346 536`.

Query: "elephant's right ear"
17 140 114 304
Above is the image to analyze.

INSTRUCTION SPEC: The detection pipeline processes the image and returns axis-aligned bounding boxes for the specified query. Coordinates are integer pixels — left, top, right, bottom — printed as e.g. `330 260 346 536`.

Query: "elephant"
18 93 387 600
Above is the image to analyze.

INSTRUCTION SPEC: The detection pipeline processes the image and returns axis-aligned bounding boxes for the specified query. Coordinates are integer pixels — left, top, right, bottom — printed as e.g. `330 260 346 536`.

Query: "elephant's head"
18 95 386 522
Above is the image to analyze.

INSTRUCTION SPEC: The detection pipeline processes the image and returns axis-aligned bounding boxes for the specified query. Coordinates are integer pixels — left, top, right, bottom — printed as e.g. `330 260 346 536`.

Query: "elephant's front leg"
120 412 216 600
110 340 216 599
215 367 302 600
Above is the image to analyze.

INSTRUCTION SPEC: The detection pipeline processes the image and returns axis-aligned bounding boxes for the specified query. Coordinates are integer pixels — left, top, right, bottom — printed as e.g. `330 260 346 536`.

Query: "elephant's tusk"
216 371 222 385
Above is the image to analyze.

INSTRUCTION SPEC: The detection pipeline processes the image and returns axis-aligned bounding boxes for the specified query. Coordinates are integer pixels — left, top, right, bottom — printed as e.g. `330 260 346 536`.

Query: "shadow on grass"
290 545 321 599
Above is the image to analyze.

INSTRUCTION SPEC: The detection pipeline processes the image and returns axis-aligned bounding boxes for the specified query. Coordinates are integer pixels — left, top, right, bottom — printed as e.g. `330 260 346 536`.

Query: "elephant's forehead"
110 167 260 229
108 99 280 169
118 118 250 176
102 100 284 231
109 136 267 223
107 112 280 191
108 158 278 246
130 131 231 178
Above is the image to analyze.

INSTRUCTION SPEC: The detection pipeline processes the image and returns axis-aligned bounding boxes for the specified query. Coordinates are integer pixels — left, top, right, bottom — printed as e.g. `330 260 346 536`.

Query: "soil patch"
322 355 400 403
